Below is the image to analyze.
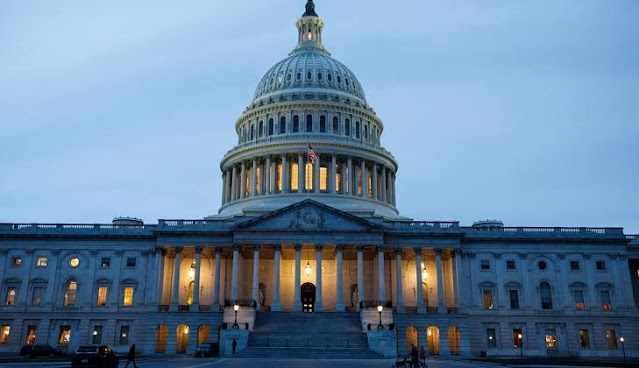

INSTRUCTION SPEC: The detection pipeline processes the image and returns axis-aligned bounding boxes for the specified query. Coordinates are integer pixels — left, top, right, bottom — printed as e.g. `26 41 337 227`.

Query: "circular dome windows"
69 257 80 268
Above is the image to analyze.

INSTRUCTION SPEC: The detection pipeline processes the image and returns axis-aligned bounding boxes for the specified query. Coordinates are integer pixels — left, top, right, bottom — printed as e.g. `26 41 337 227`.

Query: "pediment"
233 200 384 233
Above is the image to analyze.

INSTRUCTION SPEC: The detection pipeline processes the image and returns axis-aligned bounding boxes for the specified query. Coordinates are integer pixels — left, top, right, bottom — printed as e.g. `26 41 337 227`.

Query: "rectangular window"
26 326 37 345
545 329 558 349
36 257 48 267
11 257 21 267
123 287 134 307
290 163 298 191
513 329 523 348
482 290 494 310
305 162 313 191
367 172 373 197
579 329 590 349
255 167 261 194
277 163 283 192
509 290 520 309
126 258 136 268
356 167 362 195
32 286 43 306
58 325 71 345
596 261 606 271
92 326 103 345
0 326 10 344
606 329 617 349
506 260 516 270
600 290 612 310
480 260 490 270
486 328 497 348
574 290 586 310
119 326 130 345
570 260 580 270
101 258 111 268
336 165 342 193
5 287 16 306
97 287 108 307
319 166 327 191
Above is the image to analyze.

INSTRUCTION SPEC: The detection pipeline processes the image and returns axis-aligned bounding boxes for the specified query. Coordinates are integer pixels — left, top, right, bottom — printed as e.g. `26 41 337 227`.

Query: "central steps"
234 312 385 359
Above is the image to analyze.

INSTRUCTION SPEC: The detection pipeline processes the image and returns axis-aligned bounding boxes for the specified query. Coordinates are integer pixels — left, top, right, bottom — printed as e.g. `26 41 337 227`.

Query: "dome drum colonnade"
218 0 399 218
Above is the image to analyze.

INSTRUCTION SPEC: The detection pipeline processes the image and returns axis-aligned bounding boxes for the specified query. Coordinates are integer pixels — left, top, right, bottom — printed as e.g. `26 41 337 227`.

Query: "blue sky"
1 0 638 233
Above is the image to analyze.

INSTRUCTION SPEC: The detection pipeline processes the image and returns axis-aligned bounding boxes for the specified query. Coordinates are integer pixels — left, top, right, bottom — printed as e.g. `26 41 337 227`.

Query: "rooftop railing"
465 226 625 237
384 221 460 231
4 223 155 230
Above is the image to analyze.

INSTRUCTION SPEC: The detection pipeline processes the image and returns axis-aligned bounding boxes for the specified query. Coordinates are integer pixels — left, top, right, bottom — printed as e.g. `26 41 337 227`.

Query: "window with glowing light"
36 257 48 267
356 167 362 196
335 164 342 193
513 329 522 348
606 329 617 349
574 290 585 310
0 326 10 345
320 165 327 191
26 325 36 345
5 288 15 306
482 290 494 310
486 328 496 348
276 163 283 192
545 329 558 349
63 281 77 306
123 287 134 307
97 286 108 307
290 163 299 191
600 290 612 310
367 171 373 197
58 325 71 345
305 163 313 191
579 329 590 349
255 167 261 195
119 326 130 345
32 286 43 306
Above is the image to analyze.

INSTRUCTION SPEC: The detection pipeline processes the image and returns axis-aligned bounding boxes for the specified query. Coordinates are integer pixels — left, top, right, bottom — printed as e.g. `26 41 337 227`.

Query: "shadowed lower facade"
1 0 638 360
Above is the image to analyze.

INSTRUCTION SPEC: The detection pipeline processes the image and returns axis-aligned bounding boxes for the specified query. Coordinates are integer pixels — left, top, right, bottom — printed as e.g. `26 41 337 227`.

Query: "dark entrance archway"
301 282 316 313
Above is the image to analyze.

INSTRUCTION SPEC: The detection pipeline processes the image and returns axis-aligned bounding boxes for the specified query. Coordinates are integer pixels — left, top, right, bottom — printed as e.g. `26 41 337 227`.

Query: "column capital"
215 246 223 254
394 248 402 256
335 244 344 252
154 246 165 255
253 244 261 251
413 247 422 255
194 246 203 254
232 244 241 251
315 244 323 252
294 244 302 251
174 246 183 254
273 244 282 252
356 245 365 252
376 245 385 252
434 248 443 256
494 253 502 260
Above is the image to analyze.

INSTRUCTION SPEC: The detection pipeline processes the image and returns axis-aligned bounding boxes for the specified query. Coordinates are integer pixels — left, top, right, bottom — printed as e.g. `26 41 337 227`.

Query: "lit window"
513 329 522 348
101 258 111 268
596 261 606 271
5 288 16 306
97 287 108 307
290 163 298 191
540 282 553 309
483 290 494 310
36 257 48 267
26 325 36 345
600 290 612 311
11 257 21 267
545 329 558 349
579 329 590 349
319 166 327 191
356 167 362 196
64 281 77 306
58 325 71 345
123 287 134 307
506 260 516 270
92 326 103 345
276 163 283 192
32 286 43 306
480 260 490 270
119 326 130 345
367 171 373 197
486 328 496 348
606 329 618 349
0 326 10 345
69 258 80 268
305 162 313 191
335 164 342 193
574 290 586 310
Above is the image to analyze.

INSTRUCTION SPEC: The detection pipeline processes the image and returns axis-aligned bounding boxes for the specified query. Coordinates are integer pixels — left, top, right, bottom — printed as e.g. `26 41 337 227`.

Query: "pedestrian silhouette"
419 345 426 367
124 344 137 368
411 344 418 368
232 338 237 354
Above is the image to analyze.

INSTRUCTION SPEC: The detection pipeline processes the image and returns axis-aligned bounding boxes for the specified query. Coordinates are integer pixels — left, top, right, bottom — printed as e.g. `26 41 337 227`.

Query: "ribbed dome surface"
253 50 367 103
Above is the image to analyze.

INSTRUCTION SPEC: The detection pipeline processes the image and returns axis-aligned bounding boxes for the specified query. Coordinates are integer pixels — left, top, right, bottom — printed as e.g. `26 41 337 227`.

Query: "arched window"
345 119 351 136
364 125 369 140
155 324 168 353
540 282 553 309
290 163 299 191
448 327 461 355
355 121 361 138
187 281 194 305
64 280 78 306
250 125 255 140
320 163 328 191
293 115 299 132
268 118 274 136
320 115 326 133
328 73 333 82
197 325 210 344
406 326 419 355
332 117 339 134
276 163 283 192
307 71 312 80
279 116 286 134
317 72 322 81
258 121 264 138
427 326 440 355
335 163 342 193
306 114 313 132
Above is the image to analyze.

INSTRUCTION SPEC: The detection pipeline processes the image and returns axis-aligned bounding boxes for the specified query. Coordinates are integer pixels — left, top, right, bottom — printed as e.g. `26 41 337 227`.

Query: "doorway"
301 282 316 313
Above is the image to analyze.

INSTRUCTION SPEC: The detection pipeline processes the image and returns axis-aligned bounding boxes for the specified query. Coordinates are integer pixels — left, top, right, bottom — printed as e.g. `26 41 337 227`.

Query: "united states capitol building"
1 0 638 360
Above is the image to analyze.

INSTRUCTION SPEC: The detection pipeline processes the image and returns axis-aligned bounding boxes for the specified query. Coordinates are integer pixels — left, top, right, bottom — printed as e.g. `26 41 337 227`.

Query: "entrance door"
301 282 316 313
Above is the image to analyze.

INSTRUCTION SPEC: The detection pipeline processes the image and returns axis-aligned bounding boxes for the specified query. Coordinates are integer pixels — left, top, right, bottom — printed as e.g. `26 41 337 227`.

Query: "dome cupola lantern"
216 0 400 219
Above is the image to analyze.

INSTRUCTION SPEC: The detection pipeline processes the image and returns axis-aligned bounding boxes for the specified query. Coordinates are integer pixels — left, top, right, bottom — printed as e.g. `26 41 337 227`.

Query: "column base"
335 302 345 312
271 302 281 312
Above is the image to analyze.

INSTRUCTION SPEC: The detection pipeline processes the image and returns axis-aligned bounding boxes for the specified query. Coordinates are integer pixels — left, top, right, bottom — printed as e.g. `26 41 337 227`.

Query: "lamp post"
377 305 384 330
620 336 626 364
518 333 524 357
233 304 239 329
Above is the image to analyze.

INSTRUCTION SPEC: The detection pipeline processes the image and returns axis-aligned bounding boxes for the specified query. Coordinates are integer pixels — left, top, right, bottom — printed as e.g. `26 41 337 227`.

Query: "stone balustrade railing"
384 221 460 231
464 226 625 238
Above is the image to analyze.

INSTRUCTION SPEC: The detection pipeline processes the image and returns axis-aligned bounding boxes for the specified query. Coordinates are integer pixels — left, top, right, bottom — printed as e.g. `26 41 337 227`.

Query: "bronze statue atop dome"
303 0 318 17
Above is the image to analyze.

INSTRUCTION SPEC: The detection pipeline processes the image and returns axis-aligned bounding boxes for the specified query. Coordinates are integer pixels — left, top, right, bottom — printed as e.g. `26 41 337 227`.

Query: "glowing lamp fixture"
305 262 312 277
377 305 384 330
233 304 240 328
421 262 428 280
518 333 523 339
93 331 98 336
233 304 240 312
184 326 189 335
428 329 432 337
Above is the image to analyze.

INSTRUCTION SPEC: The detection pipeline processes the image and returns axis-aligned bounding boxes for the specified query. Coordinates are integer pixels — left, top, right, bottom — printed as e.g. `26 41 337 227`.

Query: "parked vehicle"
71 345 119 368
195 343 219 358
19 344 59 358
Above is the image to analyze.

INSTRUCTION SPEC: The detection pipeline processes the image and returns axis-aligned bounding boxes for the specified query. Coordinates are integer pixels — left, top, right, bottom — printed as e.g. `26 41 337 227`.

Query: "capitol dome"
217 0 400 219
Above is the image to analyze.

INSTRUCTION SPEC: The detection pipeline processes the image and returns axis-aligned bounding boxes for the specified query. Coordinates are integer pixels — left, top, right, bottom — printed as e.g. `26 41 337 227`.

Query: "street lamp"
620 336 626 364
518 333 524 357
233 304 240 328
377 305 384 330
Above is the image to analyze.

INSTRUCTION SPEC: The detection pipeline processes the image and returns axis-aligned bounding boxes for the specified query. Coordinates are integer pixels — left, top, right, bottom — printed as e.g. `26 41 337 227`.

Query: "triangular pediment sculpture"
233 200 384 233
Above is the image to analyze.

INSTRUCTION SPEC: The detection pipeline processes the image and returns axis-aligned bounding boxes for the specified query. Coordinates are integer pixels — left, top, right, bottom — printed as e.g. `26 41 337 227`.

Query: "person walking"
410 344 419 368
124 344 137 368
419 345 427 368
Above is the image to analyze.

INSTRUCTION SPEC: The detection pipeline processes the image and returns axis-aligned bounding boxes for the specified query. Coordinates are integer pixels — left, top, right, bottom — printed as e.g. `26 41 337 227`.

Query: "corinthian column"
252 245 260 310
293 245 302 311
377 246 385 301
315 245 323 312
170 247 182 311
435 249 446 314
271 245 282 311
415 248 425 313
357 246 364 310
335 245 345 312
395 248 405 313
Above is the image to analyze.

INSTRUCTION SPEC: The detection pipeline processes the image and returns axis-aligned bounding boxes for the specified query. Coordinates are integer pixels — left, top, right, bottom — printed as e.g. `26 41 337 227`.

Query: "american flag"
308 144 318 164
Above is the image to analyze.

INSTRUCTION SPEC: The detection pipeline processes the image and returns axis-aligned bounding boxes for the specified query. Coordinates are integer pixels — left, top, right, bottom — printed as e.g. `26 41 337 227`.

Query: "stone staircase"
234 312 386 359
